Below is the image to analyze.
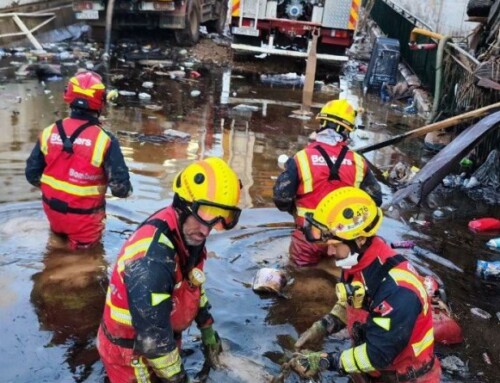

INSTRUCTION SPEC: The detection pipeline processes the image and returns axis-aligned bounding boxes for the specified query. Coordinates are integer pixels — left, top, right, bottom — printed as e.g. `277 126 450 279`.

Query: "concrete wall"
385 0 479 36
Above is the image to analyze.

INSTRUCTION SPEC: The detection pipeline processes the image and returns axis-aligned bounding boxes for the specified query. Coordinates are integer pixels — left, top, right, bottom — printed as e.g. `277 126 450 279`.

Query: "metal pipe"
409 27 443 43
104 0 116 63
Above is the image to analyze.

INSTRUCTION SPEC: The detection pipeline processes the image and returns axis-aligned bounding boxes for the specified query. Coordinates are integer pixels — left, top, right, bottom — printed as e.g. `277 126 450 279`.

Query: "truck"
71 0 228 46
230 0 360 61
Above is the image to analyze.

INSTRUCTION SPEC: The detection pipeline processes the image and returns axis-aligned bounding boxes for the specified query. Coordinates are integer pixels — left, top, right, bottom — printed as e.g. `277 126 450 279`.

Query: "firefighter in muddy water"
25 70 132 250
273 99 382 267
97 157 242 383
289 186 441 383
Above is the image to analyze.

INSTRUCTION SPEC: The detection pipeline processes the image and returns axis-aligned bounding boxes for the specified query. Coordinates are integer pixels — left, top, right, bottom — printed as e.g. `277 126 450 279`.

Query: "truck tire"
175 0 201 46
206 0 228 35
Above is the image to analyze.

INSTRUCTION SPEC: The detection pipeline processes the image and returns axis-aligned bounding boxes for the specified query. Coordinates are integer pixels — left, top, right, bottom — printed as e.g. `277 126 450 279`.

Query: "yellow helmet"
316 99 357 132
305 187 382 241
173 158 242 229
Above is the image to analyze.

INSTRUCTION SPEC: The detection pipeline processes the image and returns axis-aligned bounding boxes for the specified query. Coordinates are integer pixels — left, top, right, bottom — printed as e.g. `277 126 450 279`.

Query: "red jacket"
39 117 110 212
102 206 212 358
339 237 437 379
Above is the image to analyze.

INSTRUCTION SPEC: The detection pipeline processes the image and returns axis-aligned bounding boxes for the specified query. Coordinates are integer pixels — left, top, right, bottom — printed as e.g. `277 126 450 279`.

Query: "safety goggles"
303 212 343 243
189 200 241 230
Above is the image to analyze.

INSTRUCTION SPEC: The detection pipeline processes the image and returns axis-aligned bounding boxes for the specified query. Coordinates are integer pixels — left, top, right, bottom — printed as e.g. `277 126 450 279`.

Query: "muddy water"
0 67 498 383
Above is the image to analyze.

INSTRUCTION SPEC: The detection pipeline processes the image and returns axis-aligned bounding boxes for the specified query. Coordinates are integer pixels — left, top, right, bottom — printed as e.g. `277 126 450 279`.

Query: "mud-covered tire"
466 0 494 17
174 0 201 46
206 0 228 35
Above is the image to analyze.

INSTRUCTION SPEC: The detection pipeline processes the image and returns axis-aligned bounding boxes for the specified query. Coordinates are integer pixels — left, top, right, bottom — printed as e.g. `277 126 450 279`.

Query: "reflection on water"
0 68 498 382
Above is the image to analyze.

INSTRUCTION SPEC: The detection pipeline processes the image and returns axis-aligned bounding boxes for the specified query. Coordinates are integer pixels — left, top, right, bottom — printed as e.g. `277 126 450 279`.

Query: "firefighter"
290 186 441 382
25 71 132 250
97 157 242 383
273 99 382 267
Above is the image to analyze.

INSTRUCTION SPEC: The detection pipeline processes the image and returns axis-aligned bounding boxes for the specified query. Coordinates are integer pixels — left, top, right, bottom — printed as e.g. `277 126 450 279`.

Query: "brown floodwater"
0 62 498 382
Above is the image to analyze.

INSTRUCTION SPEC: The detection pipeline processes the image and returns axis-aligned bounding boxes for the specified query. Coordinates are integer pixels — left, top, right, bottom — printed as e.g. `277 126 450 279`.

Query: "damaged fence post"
301 27 319 113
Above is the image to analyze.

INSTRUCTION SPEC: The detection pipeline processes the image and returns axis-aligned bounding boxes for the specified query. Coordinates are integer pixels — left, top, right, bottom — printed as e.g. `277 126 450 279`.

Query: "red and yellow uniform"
98 206 213 382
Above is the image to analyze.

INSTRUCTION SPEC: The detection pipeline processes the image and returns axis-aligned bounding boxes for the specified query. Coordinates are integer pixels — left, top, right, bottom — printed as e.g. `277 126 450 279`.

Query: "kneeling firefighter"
98 158 242 382
291 187 441 382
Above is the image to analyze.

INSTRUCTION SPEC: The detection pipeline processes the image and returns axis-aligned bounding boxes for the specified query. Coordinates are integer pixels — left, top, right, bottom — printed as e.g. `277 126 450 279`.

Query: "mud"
0 34 498 383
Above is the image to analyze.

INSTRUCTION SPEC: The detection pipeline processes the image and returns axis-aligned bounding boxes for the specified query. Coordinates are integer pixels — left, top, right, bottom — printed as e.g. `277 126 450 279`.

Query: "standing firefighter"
25 71 132 249
273 99 382 266
98 157 242 383
291 187 441 382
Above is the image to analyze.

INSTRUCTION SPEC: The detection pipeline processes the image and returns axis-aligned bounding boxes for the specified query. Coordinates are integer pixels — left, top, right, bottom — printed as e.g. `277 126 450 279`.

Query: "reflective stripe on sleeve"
340 343 375 373
148 348 182 379
117 237 154 273
131 357 152 383
296 151 313 193
352 152 364 188
199 287 208 308
91 129 110 167
389 269 429 314
106 288 133 325
40 125 52 155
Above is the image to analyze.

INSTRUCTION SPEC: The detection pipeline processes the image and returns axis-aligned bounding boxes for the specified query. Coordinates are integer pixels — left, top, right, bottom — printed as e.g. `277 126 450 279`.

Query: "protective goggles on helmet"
303 212 343 243
188 200 241 230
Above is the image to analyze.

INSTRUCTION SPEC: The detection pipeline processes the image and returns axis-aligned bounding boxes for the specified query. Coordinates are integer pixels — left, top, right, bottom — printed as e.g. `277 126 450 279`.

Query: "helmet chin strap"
335 238 372 269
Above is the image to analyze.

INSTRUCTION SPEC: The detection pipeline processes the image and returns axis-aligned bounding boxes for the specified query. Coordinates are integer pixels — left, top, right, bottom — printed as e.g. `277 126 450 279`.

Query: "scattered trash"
440 355 468 376
468 218 500 232
496 312 500 322
142 81 154 89
190 90 201 97
260 72 305 87
390 240 415 249
189 70 201 79
387 162 419 186
138 92 151 100
144 104 163 111
252 268 287 295
470 307 492 320
119 90 136 97
486 238 500 249
163 129 191 140
412 246 463 272
409 217 430 227
476 260 500 280
482 352 492 365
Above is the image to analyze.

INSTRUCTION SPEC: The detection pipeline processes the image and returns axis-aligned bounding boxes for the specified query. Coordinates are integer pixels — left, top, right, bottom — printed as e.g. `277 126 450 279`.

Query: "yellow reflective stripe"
296 206 315 218
40 125 52 155
131 357 151 383
412 328 434 357
353 343 375 373
340 347 358 373
389 269 429 314
106 288 133 325
117 237 153 273
158 233 174 248
296 151 313 193
200 287 208 308
373 317 391 331
148 349 182 379
151 293 171 306
91 130 110 167
352 152 364 188
40 174 102 196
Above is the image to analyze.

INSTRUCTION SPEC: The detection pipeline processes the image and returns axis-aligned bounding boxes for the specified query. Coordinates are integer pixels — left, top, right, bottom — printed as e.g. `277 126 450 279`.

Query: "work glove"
295 312 346 349
149 348 186 383
159 370 189 383
289 351 341 378
200 325 222 368
106 89 119 102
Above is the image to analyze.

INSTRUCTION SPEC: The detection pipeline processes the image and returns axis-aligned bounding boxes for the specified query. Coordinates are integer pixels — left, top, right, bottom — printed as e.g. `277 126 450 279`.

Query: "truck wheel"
175 0 200 46
206 0 228 35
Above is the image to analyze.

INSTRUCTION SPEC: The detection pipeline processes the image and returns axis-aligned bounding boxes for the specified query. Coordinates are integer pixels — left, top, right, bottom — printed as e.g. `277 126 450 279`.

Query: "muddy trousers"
97 326 183 383
43 203 105 249
289 229 332 266
350 358 442 383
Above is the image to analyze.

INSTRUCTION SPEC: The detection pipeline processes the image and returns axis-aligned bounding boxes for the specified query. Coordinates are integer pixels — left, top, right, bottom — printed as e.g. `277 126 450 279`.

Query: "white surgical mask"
335 252 360 269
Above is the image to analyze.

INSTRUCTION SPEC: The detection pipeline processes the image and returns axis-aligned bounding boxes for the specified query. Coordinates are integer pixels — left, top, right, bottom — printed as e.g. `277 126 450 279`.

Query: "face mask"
335 251 360 269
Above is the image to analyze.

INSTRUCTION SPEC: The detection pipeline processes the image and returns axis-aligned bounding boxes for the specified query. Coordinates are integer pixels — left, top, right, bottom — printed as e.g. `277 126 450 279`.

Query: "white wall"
386 0 479 36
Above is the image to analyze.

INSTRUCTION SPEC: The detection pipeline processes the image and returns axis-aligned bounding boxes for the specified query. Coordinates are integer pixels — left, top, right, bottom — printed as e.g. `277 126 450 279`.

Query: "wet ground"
0 35 499 382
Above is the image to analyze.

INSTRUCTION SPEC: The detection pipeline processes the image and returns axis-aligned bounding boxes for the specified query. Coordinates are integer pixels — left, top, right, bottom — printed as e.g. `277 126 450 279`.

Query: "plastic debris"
391 240 415 249
163 129 191 140
468 218 500 232
470 307 492 320
482 352 492 365
486 238 500 249
119 90 136 97
190 90 201 97
252 268 287 295
440 355 468 375
142 81 154 89
409 217 430 227
138 92 151 100
476 260 500 280
412 246 463 272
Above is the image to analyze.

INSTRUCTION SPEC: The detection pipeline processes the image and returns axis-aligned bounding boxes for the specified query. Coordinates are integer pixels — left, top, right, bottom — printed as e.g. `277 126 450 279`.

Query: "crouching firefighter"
98 158 242 383
290 187 441 383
